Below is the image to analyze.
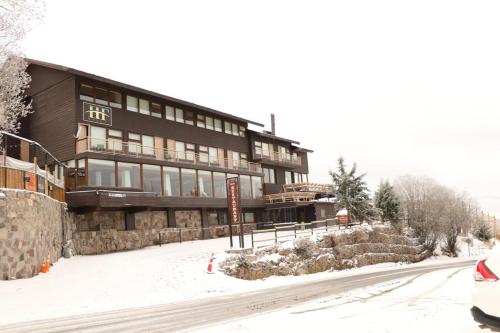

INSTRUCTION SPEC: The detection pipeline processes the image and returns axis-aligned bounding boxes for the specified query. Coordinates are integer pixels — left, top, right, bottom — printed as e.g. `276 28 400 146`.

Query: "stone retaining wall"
0 190 71 280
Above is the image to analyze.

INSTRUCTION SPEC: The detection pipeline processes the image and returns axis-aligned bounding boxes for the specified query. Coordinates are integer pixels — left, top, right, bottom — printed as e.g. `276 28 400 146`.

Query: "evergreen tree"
374 180 401 225
330 157 375 222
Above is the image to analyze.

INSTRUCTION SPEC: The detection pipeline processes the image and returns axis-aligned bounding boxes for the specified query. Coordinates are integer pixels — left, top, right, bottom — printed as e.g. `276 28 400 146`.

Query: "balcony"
253 149 302 167
76 137 262 173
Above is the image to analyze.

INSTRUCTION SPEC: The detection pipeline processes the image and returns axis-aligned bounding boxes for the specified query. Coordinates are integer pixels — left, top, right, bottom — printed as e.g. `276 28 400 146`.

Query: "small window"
214 119 222 132
129 133 141 141
165 106 175 121
95 87 108 105
108 129 122 137
127 96 138 112
151 102 162 118
139 99 150 115
224 121 232 134
176 108 184 123
142 135 154 155
239 125 245 137
184 111 194 125
109 91 122 108
80 84 94 102
206 116 214 130
232 123 239 136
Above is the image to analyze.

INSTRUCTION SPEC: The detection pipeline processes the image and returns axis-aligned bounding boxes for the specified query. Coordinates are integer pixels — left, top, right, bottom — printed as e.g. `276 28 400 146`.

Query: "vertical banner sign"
227 177 243 248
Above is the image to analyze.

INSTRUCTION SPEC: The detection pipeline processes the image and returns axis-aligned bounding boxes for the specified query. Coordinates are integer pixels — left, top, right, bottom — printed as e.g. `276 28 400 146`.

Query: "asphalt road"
0 260 476 333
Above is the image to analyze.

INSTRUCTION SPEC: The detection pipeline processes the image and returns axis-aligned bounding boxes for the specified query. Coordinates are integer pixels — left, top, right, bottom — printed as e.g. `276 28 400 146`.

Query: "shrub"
293 238 317 258
474 222 493 242
235 255 251 270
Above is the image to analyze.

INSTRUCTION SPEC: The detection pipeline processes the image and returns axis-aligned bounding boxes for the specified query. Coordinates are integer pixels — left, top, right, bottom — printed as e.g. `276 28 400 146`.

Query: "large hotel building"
20 59 335 237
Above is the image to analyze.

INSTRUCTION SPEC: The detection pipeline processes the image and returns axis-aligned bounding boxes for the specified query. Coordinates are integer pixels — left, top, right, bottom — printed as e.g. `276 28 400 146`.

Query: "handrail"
77 137 263 173
254 150 302 165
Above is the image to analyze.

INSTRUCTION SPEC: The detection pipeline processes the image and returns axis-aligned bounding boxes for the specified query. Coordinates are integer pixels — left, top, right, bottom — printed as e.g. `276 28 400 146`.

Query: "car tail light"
475 259 499 282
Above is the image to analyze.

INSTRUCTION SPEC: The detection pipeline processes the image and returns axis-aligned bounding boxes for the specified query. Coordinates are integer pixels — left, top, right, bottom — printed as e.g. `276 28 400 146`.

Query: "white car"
472 248 500 330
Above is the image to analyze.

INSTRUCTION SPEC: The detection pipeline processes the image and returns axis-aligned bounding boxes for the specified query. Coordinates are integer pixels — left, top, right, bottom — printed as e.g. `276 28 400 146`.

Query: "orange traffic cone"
39 259 48 273
206 253 215 274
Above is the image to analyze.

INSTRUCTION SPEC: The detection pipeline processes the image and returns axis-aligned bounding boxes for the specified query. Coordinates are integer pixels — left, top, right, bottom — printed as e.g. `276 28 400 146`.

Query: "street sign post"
226 177 243 248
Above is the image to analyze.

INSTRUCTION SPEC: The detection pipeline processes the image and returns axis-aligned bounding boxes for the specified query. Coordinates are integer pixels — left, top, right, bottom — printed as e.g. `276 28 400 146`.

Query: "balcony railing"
254 149 302 166
76 137 263 173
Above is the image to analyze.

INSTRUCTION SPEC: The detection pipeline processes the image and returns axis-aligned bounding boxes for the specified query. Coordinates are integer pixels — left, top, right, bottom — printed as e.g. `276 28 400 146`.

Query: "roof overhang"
26 58 264 127
248 130 300 145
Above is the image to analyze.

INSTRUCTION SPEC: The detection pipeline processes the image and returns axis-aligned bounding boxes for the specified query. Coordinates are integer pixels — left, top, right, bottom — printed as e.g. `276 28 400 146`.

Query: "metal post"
159 232 162 247
179 229 182 243
3 135 6 187
251 231 254 248
294 225 297 239
274 228 278 245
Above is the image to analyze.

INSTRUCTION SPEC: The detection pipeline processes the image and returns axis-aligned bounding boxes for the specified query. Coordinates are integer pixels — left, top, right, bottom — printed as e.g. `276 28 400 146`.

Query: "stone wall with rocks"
0 189 71 280
221 226 430 280
175 210 201 228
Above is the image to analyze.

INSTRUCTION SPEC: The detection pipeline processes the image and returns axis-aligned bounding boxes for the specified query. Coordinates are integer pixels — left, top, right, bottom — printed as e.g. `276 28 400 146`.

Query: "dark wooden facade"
22 59 331 227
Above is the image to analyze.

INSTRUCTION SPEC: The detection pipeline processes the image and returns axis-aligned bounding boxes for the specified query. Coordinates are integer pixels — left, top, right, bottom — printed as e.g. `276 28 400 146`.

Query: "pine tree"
330 157 376 222
374 180 401 225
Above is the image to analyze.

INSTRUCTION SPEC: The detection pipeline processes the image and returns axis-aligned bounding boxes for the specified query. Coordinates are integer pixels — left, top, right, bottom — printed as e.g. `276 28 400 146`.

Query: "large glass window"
285 171 292 184
126 96 138 112
213 172 226 198
88 159 115 187
164 167 180 196
118 162 140 188
198 170 213 197
263 168 275 184
240 175 252 199
251 176 263 198
143 164 161 194
181 169 197 197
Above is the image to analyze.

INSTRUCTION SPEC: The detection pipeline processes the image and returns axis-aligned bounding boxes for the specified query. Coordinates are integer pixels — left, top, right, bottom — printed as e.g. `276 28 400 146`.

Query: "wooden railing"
77 137 263 173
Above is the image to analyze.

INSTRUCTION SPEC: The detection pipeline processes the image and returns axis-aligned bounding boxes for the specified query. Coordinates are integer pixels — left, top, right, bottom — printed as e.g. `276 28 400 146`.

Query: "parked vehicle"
472 248 500 330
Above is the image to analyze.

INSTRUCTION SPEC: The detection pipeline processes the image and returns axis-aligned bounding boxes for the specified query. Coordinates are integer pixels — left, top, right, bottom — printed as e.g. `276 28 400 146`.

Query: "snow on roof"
336 209 348 216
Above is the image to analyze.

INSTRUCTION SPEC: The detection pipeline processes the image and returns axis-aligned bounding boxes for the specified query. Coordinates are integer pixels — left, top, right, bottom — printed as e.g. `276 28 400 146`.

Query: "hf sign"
83 102 112 126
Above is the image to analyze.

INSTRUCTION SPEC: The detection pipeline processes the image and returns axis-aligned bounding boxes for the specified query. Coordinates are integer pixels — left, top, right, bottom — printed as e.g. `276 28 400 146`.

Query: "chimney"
271 113 276 135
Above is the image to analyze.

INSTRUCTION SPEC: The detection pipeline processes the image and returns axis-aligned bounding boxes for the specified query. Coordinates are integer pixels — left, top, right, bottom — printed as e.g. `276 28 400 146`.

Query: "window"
176 109 184 123
108 129 123 152
143 164 161 194
176 142 195 161
95 87 108 105
197 114 205 128
164 167 180 196
244 212 255 223
294 172 303 183
109 91 122 108
232 123 239 136
224 121 232 134
213 172 226 198
186 143 195 161
232 151 240 168
165 106 175 121
181 168 197 197
255 141 262 155
88 159 115 187
151 103 162 118
90 126 106 151
251 176 262 198
239 126 246 137
128 133 142 154
118 162 140 188
209 147 218 165
206 116 214 130
139 99 150 115
214 119 222 132
240 175 252 199
79 84 122 108
199 146 209 163
142 135 154 156
240 153 248 169
285 171 292 184
184 110 194 125
262 142 270 157
263 168 275 184
198 170 213 197
126 96 138 112
80 84 94 102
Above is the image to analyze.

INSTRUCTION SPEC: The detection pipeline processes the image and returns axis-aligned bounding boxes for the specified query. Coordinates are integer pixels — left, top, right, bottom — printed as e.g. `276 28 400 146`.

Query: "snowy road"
0 260 477 333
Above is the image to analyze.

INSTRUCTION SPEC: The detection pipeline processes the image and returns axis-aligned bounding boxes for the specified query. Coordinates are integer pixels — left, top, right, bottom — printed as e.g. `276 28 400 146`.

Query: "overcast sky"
21 0 500 217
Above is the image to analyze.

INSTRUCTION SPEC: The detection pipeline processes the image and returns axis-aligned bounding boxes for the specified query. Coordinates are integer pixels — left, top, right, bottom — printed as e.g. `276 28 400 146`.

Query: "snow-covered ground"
200 266 492 333
0 233 492 326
